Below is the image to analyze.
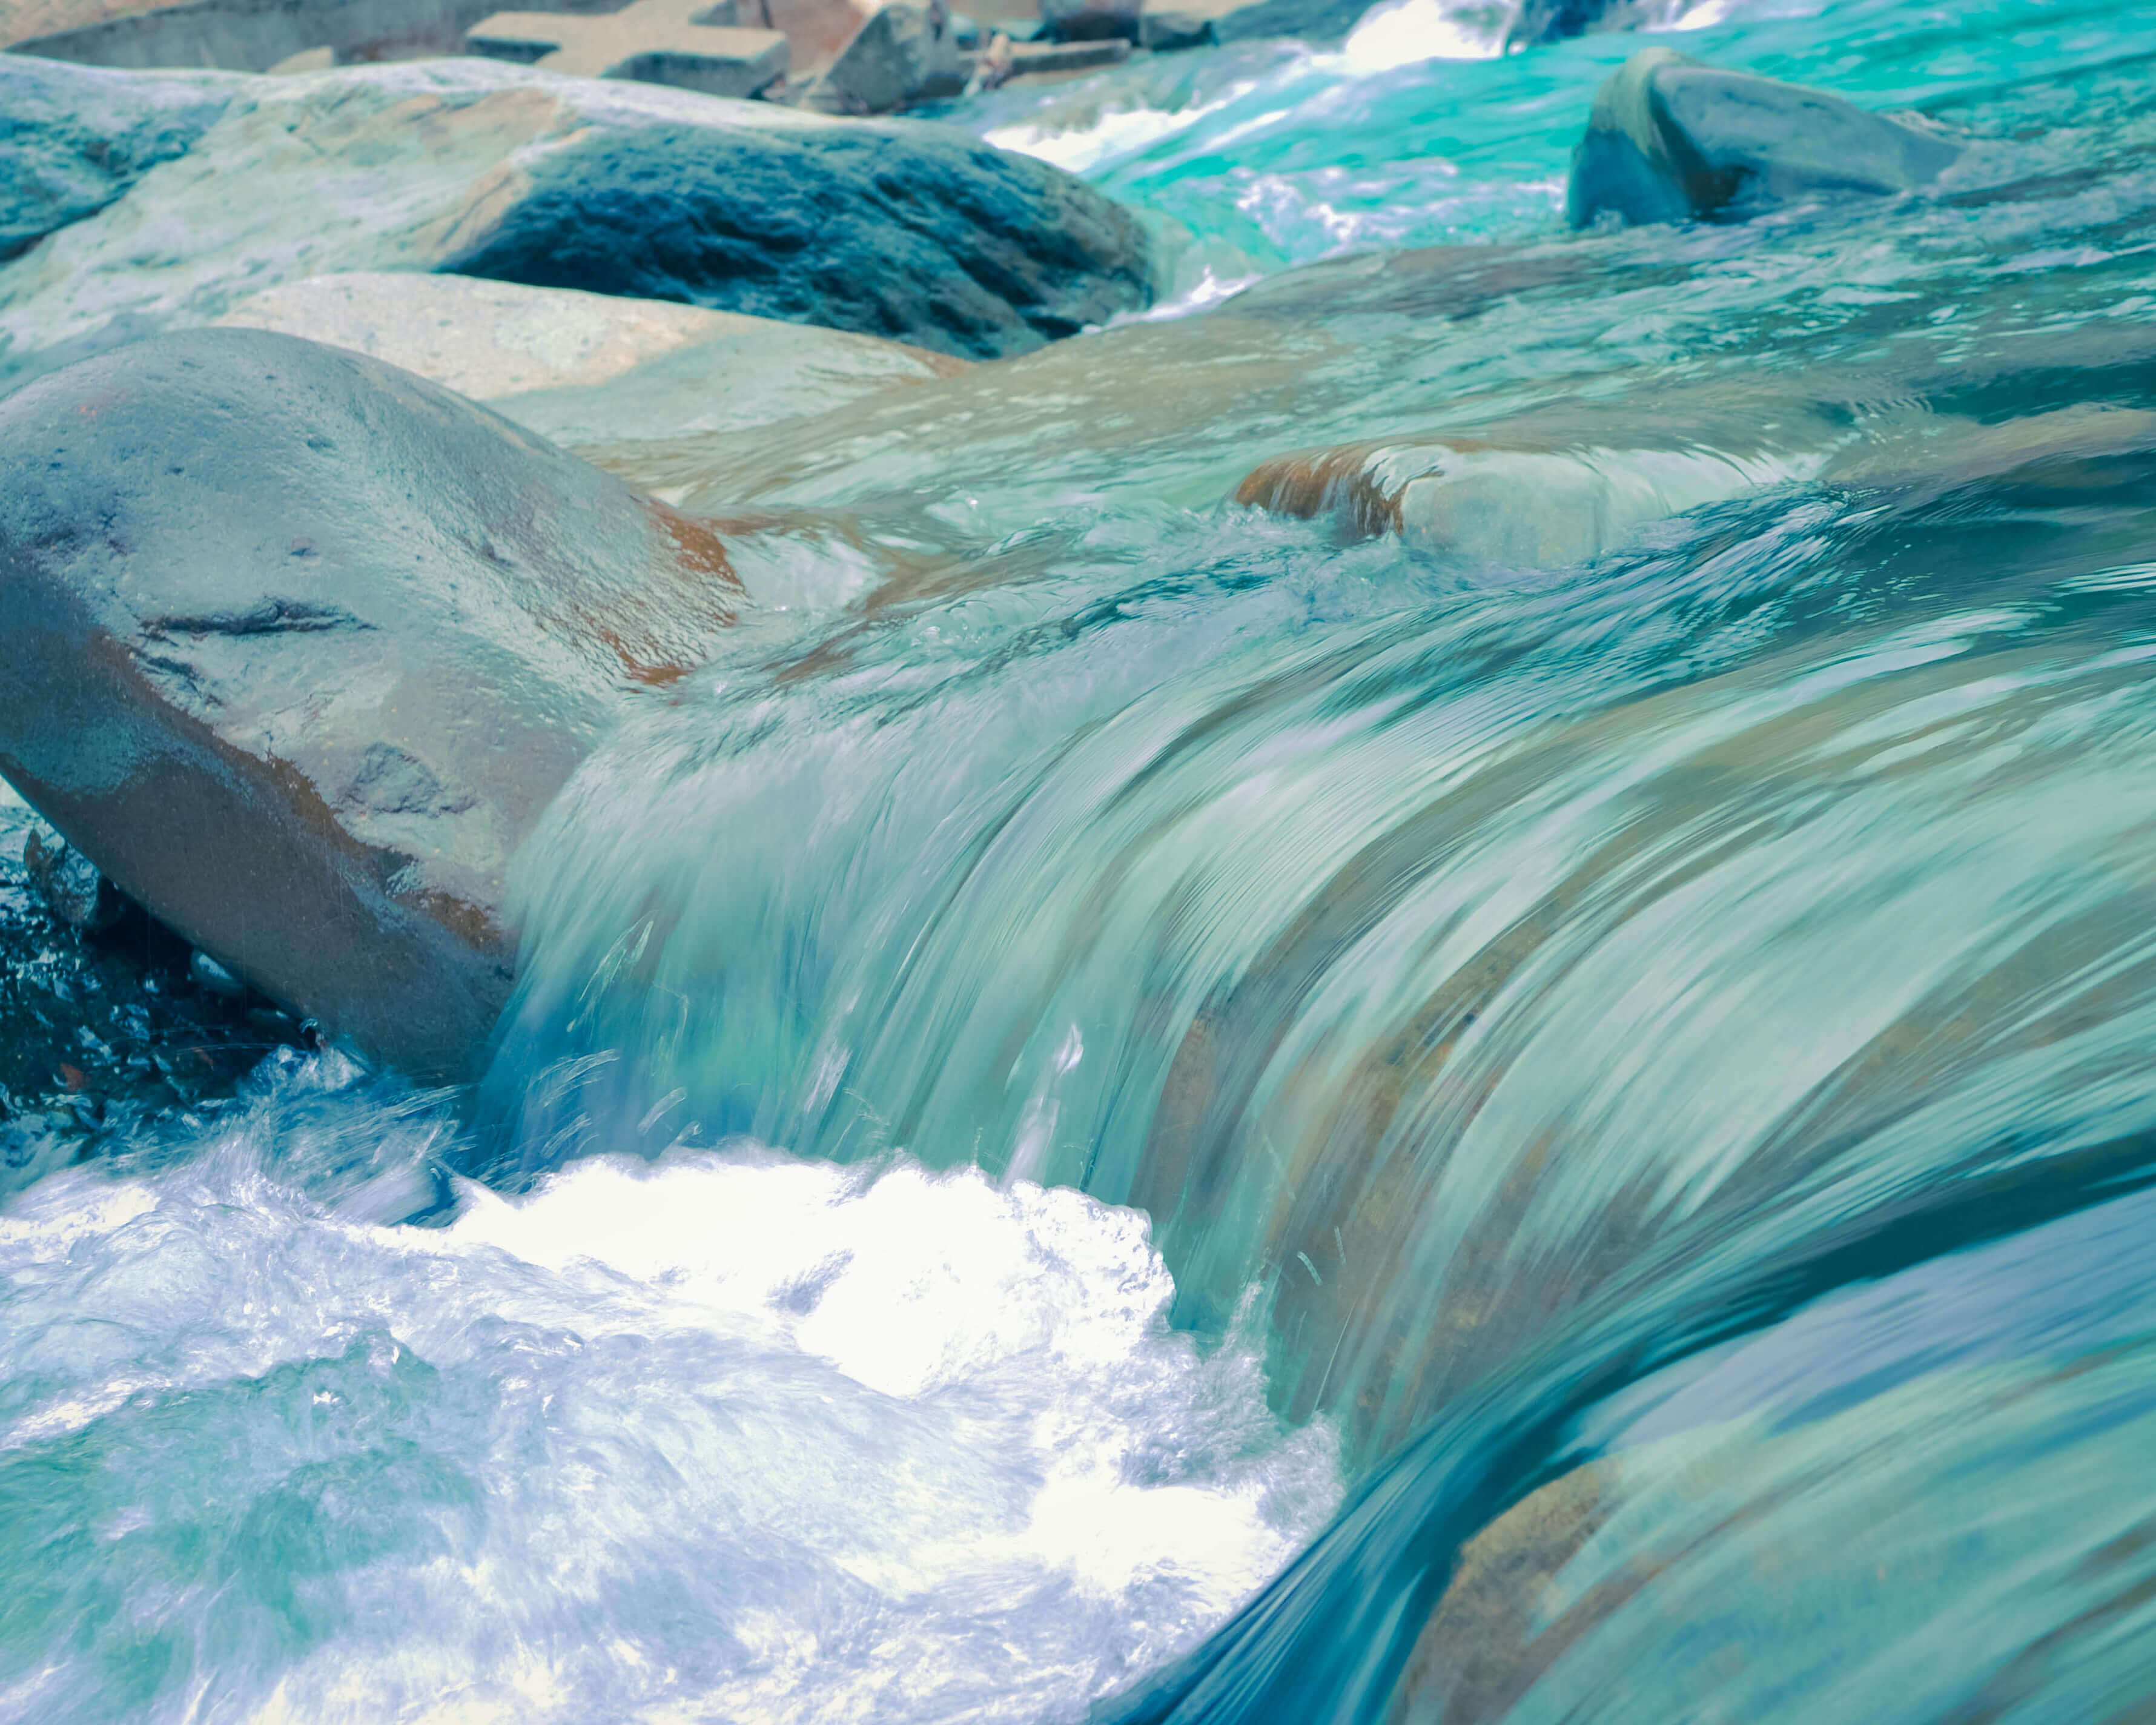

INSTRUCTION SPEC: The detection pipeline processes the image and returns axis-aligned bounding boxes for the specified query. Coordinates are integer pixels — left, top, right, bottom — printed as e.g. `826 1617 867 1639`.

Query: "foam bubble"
0 1094 1338 1725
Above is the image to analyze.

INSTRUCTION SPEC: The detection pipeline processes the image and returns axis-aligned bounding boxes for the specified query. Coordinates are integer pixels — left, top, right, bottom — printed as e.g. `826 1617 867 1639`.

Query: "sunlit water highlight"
0 1077 1335 1723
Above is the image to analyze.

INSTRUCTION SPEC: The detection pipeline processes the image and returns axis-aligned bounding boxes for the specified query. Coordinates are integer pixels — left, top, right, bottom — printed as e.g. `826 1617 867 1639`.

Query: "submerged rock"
214 271 967 448
0 326 748 1083
1236 435 1810 564
1386 1465 1612 1725
1567 48 1962 229
0 57 1153 385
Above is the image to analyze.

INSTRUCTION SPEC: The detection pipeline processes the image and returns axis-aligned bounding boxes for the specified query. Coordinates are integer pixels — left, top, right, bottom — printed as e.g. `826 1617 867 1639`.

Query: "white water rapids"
0 1068 1338 1724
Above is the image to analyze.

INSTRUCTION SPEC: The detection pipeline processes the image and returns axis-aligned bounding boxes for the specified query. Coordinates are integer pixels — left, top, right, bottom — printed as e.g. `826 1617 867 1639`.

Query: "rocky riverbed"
5 3 2156 1720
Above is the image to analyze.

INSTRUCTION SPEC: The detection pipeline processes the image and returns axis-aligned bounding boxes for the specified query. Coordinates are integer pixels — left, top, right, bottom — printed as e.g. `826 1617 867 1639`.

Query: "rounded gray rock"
0 326 746 1082
1567 49 1962 230
0 55 234 262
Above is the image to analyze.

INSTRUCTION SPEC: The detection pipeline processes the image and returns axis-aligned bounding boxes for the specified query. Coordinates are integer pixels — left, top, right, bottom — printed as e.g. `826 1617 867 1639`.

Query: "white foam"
0 1101 1338 1724
1341 0 1510 73
985 83 1257 176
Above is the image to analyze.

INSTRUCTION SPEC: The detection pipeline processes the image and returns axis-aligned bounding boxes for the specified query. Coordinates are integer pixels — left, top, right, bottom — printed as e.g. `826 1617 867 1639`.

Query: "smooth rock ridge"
0 327 748 1083
0 56 1155 380
1567 48 1962 228
212 271 967 448
0 53 236 261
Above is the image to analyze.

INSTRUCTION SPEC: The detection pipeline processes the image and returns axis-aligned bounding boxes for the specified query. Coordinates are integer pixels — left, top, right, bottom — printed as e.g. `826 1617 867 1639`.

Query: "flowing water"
11 0 2156 1719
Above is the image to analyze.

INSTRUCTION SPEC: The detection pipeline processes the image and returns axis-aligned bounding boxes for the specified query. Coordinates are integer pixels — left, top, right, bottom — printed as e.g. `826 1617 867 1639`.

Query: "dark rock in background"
1041 0 1139 42
1509 0 1639 48
1126 0 1633 53
0 326 748 1084
814 0 966 114
1567 48 1962 229
440 112 1151 357
0 58 1152 384
0 55 235 262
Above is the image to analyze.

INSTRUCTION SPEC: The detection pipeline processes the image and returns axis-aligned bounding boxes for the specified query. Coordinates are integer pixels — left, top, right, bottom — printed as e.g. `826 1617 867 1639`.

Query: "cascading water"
0 1073 1338 1723
9 0 2156 1718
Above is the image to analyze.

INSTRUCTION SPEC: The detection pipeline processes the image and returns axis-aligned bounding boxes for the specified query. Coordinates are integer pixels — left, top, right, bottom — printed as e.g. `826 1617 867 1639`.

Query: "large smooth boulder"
0 327 747 1082
0 57 1154 386
213 271 967 448
437 109 1146 356
0 55 236 261
1567 49 1962 229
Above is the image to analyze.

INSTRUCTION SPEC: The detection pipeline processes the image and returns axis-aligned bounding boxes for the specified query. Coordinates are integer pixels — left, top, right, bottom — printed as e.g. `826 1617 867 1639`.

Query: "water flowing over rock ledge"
4 7 2156 1721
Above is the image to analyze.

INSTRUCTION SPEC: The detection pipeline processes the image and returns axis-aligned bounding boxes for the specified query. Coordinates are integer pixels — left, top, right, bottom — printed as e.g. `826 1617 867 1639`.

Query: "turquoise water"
12 0 2156 1719
948 0 2156 293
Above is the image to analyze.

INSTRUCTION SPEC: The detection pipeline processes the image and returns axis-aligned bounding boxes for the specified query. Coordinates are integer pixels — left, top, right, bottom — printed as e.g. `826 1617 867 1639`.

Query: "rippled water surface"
13 0 2156 1718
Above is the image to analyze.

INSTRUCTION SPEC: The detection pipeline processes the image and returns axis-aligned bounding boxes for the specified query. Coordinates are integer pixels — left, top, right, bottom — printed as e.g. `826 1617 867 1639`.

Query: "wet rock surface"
1567 48 1963 229
0 785 289 1191
0 56 1153 386
0 325 747 1084
1386 1464 1612 1725
437 110 1151 358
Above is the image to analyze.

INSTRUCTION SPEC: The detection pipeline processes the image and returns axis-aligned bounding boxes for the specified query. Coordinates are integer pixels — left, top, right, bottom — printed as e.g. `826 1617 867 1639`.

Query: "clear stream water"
10 0 2156 1719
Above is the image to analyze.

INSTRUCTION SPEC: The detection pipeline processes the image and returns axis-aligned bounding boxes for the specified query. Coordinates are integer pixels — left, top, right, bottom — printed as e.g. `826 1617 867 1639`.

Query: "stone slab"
212 270 967 445
7 0 528 70
466 0 789 98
